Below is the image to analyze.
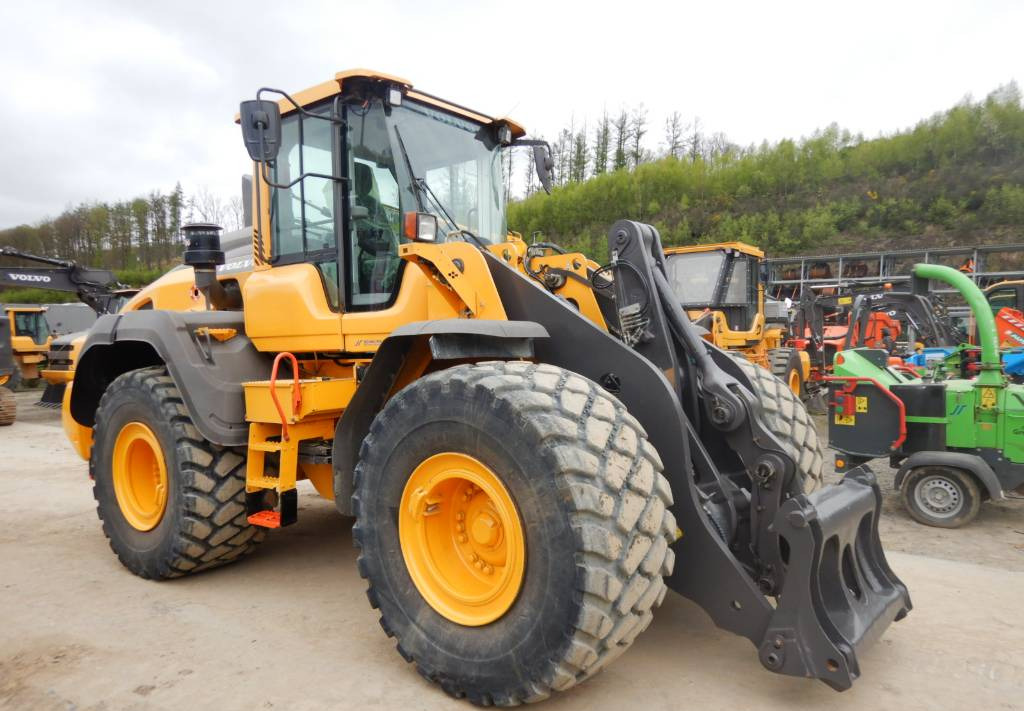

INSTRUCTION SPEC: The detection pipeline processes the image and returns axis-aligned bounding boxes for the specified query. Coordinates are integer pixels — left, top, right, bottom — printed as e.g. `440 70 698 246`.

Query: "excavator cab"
65 70 909 704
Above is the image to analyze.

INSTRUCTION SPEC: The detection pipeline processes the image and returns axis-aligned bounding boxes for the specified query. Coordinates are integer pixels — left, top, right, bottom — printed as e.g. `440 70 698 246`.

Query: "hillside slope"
509 85 1024 261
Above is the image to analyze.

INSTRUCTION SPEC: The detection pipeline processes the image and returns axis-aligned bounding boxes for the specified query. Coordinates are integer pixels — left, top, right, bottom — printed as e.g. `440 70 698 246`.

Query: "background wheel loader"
662 242 808 397
63 70 909 704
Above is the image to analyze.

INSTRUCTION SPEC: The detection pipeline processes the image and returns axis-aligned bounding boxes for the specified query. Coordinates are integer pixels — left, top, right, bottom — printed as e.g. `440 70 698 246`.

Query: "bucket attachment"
760 464 910 689
35 383 66 408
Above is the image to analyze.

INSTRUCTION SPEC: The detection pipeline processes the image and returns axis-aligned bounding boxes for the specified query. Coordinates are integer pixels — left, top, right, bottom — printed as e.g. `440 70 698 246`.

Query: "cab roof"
664 241 764 259
243 68 526 138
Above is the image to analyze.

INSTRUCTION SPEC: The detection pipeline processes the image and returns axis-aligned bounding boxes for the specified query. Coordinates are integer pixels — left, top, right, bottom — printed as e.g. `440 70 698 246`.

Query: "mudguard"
70 310 272 446
895 450 1004 500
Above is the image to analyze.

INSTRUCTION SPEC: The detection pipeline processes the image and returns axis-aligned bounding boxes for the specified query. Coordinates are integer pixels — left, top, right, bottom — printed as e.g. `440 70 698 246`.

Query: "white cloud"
0 0 1021 228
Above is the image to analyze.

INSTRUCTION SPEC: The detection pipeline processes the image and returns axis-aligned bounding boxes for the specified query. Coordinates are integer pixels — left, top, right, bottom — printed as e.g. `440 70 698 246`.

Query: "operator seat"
353 163 399 296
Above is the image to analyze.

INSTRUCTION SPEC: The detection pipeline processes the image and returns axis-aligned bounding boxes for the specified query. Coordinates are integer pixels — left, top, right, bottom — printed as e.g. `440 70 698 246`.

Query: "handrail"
269 352 302 441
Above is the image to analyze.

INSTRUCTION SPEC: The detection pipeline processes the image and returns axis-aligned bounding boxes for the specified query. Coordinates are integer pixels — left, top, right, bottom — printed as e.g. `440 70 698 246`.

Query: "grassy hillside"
509 85 1024 261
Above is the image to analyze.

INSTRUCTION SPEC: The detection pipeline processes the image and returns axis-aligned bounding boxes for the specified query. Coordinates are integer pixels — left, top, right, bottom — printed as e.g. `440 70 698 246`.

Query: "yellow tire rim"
112 422 168 531
787 369 801 397
399 452 526 626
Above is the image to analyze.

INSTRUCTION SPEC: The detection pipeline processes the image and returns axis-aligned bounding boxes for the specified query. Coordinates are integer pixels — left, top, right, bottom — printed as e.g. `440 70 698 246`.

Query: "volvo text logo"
7 273 52 283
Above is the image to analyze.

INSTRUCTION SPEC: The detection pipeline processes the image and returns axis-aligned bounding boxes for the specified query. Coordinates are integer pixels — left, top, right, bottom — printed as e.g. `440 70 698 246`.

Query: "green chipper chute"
829 263 1024 527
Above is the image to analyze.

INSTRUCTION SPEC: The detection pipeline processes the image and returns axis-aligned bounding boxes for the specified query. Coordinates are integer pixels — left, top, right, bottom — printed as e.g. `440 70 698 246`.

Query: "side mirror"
240 100 282 162
533 144 554 194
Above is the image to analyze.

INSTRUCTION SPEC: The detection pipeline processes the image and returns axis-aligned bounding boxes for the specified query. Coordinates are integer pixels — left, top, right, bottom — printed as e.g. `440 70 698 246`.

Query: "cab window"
270 105 341 308
345 101 407 309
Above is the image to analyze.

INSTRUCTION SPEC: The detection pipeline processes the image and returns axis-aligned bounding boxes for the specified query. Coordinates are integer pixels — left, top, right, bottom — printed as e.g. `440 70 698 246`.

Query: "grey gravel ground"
1 391 1021 710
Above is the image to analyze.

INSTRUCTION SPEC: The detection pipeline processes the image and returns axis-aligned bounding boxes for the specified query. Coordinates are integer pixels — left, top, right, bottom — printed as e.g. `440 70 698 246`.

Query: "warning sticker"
856 396 868 413
834 413 855 426
980 387 998 410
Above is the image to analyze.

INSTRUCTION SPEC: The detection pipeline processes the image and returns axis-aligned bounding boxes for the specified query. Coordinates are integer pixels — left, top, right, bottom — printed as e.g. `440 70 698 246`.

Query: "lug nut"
457 534 468 543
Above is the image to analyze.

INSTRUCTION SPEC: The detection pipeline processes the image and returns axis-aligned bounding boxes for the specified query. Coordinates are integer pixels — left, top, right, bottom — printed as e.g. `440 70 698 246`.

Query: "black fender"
331 318 548 515
895 450 1004 500
70 310 272 446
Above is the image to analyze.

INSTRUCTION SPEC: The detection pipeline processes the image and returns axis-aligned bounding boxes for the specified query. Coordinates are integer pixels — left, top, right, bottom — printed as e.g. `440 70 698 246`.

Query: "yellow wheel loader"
64 70 909 704
663 243 809 397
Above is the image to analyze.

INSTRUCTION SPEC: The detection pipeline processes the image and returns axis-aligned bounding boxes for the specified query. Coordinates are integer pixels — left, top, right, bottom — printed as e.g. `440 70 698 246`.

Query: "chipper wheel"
0 386 16 426
767 347 804 399
728 352 824 494
353 362 677 705
900 466 982 528
90 367 264 579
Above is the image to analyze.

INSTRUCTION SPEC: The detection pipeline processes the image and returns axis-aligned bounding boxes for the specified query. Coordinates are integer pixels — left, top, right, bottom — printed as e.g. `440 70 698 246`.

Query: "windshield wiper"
393 125 488 250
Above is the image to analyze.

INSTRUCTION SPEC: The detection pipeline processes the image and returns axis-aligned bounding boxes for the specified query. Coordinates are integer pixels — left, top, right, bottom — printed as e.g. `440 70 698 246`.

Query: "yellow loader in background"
62 69 909 705
663 242 809 397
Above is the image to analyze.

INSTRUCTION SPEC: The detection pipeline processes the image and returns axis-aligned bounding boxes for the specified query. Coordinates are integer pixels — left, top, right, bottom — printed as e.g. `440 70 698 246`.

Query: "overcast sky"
1 0 1021 229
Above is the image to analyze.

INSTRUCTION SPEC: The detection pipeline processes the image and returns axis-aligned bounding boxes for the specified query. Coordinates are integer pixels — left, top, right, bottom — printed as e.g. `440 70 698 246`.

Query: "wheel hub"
399 452 525 626
916 476 962 517
112 421 168 531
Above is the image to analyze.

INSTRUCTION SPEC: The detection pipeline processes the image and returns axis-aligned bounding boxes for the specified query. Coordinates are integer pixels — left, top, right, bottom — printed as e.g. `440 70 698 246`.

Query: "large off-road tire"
901 466 981 528
728 352 824 493
3 367 23 392
767 347 804 398
353 361 677 706
91 366 263 579
0 386 15 426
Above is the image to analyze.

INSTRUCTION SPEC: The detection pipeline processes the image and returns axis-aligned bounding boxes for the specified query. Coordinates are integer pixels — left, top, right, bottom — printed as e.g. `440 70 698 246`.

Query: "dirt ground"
1 389 1022 711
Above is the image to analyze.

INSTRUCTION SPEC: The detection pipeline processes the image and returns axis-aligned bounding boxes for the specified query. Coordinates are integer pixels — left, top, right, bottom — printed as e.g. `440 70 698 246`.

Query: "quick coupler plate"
759 464 911 690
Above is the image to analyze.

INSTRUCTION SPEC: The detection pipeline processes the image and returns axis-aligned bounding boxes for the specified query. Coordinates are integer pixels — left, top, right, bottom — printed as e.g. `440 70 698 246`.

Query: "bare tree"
592 112 610 175
664 111 684 159
612 109 630 171
629 104 649 168
687 116 704 163
190 185 227 226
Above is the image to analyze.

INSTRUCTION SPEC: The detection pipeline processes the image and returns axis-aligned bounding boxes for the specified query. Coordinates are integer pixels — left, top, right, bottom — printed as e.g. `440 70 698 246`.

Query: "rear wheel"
728 352 824 494
0 386 15 426
901 466 981 528
353 362 677 705
2 367 23 392
91 367 264 579
768 347 803 398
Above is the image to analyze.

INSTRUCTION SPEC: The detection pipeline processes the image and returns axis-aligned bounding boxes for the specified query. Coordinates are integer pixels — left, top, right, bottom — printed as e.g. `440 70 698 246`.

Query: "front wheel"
900 466 981 528
353 362 677 705
91 367 264 579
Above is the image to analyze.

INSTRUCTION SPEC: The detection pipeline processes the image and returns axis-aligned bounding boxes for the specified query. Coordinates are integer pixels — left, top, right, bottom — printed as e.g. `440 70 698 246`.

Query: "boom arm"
0 247 124 315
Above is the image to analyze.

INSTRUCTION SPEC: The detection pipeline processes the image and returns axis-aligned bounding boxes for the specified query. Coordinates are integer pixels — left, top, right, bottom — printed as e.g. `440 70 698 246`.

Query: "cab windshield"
390 101 507 243
665 252 726 306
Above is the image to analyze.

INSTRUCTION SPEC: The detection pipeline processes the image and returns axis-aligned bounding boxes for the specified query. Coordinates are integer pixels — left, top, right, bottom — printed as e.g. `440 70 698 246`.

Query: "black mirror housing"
240 100 282 162
532 144 554 194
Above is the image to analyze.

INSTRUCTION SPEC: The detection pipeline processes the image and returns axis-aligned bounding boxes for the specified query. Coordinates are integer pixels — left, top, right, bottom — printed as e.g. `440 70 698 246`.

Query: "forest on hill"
508 84 1024 261
0 183 245 303
3 84 1024 304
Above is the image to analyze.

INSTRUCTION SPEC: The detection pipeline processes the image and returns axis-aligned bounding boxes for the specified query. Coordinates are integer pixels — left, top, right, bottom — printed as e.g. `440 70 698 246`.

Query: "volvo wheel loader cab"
65 70 909 704
2 305 51 388
829 264 1024 528
663 242 807 397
